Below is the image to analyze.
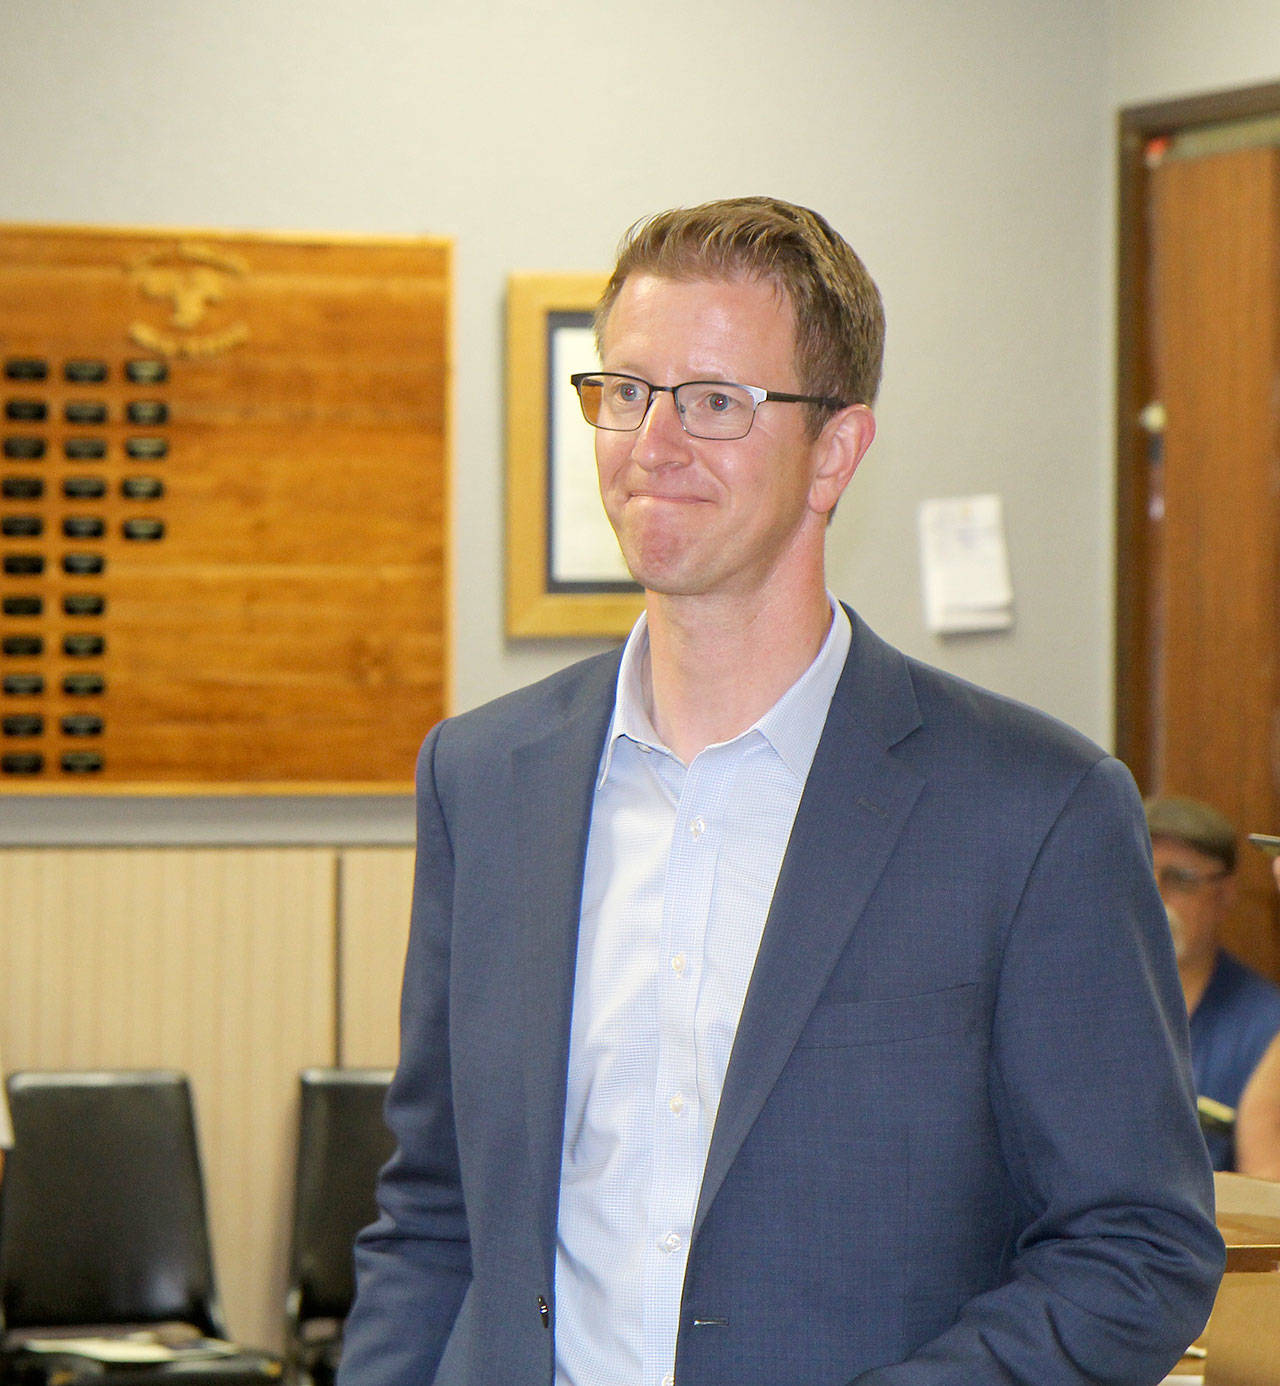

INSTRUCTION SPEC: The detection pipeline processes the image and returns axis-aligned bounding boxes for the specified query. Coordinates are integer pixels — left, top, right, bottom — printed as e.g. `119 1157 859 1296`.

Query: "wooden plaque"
0 225 449 792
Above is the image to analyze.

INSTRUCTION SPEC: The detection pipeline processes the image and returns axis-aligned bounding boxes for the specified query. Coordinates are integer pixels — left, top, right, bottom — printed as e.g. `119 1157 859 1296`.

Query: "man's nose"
630 388 690 466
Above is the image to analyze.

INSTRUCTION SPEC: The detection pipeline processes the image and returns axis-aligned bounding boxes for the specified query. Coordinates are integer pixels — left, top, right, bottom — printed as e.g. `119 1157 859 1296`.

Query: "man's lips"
625 488 710 504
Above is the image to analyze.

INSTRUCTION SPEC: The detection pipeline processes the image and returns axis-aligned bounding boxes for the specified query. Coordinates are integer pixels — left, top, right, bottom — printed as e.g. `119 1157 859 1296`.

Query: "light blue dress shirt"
554 600 852 1386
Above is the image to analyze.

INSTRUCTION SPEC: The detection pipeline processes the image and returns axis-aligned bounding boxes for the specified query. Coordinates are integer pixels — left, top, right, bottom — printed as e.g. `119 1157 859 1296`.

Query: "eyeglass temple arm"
763 388 848 409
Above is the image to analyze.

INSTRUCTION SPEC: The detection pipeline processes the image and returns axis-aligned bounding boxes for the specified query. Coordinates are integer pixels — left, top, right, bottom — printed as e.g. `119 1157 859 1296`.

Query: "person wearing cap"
1146 795 1280 1172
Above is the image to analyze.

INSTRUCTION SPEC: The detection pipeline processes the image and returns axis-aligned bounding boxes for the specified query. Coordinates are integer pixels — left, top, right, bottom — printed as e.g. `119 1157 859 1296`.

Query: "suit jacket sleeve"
338 725 471 1386
850 754 1223 1384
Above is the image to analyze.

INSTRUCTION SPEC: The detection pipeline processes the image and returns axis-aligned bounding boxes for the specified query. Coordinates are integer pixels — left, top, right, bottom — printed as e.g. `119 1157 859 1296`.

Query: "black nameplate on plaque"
62 553 105 575
3 437 46 459
61 714 103 737
125 437 168 460
4 554 45 576
1 753 44 775
63 594 106 616
3 476 45 498
63 476 107 498
3 359 48 380
3 674 45 696
125 359 168 384
64 438 107 460
122 475 164 499
64 359 108 383
63 673 105 696
61 750 104 773
3 636 44 657
3 715 44 737
64 634 106 658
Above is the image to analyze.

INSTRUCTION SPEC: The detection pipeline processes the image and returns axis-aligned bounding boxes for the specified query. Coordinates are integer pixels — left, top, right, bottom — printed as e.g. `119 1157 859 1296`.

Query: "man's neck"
641 580 835 764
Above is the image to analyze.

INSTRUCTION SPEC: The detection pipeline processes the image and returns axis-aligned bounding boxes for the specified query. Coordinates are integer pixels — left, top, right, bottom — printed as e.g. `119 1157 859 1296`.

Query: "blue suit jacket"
340 608 1223 1386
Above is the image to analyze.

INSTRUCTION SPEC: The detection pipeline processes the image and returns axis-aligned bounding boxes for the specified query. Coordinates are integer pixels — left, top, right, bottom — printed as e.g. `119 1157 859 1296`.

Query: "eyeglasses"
569 372 846 441
1156 864 1230 894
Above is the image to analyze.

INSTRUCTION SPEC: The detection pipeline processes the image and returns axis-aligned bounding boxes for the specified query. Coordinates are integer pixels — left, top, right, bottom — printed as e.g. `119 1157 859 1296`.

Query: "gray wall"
1 0 1278 844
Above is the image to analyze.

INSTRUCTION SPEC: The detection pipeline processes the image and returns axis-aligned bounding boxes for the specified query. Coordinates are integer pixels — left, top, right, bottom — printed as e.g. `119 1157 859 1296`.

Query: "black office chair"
284 1069 394 1386
0 1070 281 1386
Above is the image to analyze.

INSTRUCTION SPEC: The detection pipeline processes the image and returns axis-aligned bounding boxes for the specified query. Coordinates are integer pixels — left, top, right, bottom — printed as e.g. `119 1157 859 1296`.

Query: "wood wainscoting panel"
337 845 415 1068
0 846 338 1349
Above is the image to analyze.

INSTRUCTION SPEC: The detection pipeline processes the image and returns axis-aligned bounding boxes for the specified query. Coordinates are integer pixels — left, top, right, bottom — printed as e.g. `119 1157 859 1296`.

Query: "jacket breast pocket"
794 982 978 1049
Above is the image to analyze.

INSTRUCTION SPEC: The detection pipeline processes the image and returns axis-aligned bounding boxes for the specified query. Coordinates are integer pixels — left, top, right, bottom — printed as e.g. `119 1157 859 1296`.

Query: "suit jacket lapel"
509 654 621 1252
694 613 925 1237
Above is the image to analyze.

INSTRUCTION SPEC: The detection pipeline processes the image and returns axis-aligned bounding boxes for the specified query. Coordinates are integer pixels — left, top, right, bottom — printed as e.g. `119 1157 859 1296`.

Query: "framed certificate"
504 272 642 638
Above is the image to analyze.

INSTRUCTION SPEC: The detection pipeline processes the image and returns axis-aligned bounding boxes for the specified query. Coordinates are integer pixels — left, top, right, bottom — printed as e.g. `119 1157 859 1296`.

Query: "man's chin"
614 540 706 599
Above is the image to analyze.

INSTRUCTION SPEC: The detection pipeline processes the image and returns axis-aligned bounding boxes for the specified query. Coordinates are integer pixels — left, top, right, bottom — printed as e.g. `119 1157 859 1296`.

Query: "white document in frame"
549 324 632 585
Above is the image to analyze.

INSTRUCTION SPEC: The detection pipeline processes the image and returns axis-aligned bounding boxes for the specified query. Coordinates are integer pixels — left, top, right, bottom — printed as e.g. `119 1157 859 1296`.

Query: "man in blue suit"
339 197 1222 1386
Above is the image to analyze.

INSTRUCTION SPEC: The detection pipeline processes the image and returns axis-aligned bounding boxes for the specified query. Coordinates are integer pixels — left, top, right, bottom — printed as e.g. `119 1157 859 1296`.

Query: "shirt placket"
642 749 725 1386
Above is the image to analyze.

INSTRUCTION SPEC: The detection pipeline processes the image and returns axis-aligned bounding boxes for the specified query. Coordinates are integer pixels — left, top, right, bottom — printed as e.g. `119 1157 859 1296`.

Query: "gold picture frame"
505 271 643 638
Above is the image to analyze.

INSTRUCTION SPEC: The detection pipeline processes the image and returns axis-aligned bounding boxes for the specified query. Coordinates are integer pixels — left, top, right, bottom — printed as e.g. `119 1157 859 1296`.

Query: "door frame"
1114 79 1280 785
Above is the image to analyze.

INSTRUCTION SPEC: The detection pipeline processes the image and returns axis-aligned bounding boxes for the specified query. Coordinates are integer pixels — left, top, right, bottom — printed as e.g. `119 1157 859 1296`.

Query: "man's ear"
809 403 876 517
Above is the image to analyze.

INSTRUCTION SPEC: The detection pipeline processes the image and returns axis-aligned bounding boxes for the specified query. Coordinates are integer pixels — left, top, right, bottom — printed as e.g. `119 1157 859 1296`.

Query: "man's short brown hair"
596 196 885 431
1144 795 1238 873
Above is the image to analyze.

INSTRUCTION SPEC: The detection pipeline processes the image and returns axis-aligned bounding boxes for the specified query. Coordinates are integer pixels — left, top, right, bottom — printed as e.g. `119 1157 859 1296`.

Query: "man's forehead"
600 272 797 360
610 268 790 309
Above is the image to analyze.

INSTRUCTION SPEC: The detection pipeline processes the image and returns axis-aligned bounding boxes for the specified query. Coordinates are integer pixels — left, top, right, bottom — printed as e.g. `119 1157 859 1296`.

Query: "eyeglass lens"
576 375 760 440
1157 865 1226 893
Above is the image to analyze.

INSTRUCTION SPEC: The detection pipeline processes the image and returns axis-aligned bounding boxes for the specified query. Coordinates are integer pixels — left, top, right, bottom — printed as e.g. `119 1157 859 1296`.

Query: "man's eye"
693 387 745 416
609 380 643 404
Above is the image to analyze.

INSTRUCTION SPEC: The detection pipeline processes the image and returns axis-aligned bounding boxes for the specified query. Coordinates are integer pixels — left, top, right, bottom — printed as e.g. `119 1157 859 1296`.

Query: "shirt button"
659 1232 682 1253
669 1092 685 1115
662 1377 674 1386
689 816 705 839
671 953 687 975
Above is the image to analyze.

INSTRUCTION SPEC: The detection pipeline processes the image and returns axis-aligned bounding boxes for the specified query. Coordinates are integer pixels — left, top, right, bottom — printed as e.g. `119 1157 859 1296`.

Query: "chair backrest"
0 1069 225 1336
288 1068 395 1324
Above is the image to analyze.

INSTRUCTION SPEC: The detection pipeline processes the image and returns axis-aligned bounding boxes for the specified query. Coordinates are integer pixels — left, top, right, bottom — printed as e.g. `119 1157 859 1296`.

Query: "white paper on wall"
917 493 1014 635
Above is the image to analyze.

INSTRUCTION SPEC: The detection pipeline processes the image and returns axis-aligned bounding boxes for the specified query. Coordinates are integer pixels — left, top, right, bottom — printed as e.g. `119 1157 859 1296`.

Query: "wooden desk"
1216 1211 1280 1272
1167 1174 1280 1383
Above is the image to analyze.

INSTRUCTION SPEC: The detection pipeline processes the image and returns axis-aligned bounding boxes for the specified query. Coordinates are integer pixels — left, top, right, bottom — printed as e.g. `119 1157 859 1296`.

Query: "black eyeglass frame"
569 371 848 440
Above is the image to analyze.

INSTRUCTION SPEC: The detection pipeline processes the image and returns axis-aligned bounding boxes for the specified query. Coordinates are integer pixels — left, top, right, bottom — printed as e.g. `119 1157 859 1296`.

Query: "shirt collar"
598 597 851 786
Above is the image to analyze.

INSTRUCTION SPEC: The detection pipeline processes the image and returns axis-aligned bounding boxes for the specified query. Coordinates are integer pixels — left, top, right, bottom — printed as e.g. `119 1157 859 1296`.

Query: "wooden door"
1137 142 1280 978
